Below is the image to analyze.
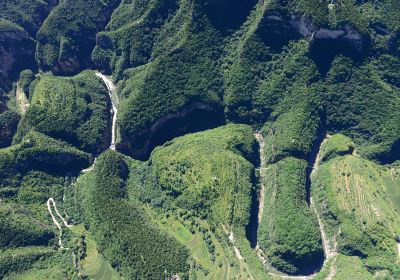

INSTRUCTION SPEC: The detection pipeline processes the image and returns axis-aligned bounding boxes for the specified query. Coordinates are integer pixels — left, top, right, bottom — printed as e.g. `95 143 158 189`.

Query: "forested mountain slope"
0 0 399 279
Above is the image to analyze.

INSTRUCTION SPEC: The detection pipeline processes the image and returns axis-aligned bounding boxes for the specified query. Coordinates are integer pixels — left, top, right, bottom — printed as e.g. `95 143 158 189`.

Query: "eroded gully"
252 132 338 280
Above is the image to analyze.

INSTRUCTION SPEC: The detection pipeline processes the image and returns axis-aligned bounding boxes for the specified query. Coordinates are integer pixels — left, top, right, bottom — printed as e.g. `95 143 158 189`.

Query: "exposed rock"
310 24 369 74
258 12 313 50
258 12 369 73
118 102 225 160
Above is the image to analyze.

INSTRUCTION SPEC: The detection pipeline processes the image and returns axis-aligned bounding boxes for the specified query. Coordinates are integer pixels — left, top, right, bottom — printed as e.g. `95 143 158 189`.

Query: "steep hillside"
14 71 111 154
0 0 400 279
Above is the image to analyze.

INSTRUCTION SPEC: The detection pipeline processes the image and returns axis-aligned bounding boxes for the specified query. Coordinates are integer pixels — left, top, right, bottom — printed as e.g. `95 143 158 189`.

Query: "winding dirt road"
254 132 337 279
79 73 118 174
95 72 118 151
47 198 71 250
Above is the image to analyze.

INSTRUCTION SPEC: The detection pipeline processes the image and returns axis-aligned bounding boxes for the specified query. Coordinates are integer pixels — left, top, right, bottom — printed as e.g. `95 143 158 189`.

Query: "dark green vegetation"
0 0 58 93
0 131 91 185
1 0 400 279
0 110 20 148
15 71 110 154
70 124 262 279
78 150 190 279
36 0 120 74
0 133 92 278
259 157 323 274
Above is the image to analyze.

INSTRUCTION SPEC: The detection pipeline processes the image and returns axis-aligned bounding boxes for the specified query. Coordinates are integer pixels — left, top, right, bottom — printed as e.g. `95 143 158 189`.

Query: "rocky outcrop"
118 102 225 160
258 13 313 50
258 12 369 72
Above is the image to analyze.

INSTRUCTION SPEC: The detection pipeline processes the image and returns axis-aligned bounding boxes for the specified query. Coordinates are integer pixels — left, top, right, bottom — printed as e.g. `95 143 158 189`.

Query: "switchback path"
48 71 119 249
47 198 71 250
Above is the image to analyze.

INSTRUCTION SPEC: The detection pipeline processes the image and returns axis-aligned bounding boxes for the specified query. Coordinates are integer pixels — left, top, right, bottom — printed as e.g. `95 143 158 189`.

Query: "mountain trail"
46 198 71 250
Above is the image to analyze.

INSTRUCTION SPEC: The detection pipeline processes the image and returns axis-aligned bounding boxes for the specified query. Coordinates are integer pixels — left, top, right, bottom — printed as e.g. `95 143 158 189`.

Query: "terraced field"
312 135 400 277
323 155 400 231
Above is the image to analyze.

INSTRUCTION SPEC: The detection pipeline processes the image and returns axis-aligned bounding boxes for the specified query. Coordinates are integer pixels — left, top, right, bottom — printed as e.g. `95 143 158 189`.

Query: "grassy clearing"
333 254 374 280
142 202 256 280
71 225 121 280
6 267 67 280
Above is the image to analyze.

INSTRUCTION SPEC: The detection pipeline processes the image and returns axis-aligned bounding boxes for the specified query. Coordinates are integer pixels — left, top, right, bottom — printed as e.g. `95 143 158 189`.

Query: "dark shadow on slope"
257 13 313 52
118 102 225 161
376 139 400 164
246 170 259 249
309 25 370 76
305 128 327 206
201 0 258 34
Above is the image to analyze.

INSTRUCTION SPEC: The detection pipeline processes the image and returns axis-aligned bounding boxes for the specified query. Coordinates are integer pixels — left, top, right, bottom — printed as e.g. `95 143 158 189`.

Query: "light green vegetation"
2 0 400 279
149 124 257 227
312 149 400 276
78 150 190 279
5 266 68 280
68 124 265 279
333 254 374 280
71 225 121 280
320 134 355 162
125 124 270 279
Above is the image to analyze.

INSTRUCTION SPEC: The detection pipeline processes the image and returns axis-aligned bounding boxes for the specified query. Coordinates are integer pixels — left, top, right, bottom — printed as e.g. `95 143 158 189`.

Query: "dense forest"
0 0 400 279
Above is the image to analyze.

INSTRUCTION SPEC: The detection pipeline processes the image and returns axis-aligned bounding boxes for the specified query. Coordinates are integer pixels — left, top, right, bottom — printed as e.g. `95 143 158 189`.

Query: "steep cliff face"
257 13 313 50
310 24 369 74
258 11 368 72
118 102 225 160
0 27 36 92
0 0 60 91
